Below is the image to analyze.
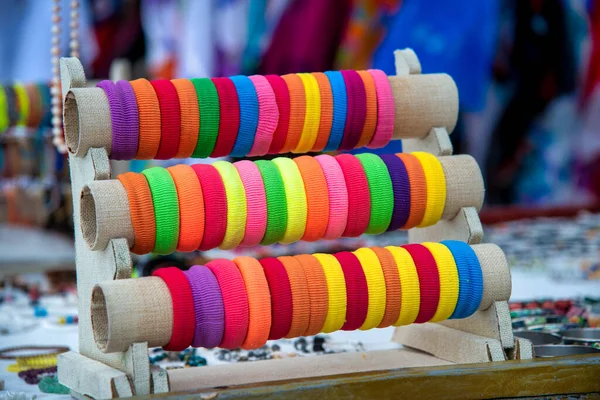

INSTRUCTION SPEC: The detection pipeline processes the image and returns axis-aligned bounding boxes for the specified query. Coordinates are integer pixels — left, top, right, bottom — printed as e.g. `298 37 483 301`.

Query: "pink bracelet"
315 154 348 240
234 160 268 246
248 75 279 157
367 69 395 149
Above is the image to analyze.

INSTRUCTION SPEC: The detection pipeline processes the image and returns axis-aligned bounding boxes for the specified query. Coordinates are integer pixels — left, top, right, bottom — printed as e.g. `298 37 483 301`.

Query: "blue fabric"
324 71 347 151
230 75 258 157
442 240 484 319
373 0 499 113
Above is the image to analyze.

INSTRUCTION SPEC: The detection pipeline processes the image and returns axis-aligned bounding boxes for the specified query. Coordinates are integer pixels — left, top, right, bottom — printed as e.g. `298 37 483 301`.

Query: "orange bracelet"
294 254 328 336
117 172 156 254
130 78 161 159
281 74 306 153
311 72 334 152
167 165 204 251
279 256 311 338
356 71 377 148
396 153 427 228
371 247 402 328
233 256 272 349
294 156 330 242
171 79 200 158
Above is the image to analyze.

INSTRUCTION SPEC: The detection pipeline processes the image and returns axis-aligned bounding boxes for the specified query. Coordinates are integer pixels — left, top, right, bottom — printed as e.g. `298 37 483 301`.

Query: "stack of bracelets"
114 152 446 253
142 240 482 351
0 82 52 132
94 70 394 160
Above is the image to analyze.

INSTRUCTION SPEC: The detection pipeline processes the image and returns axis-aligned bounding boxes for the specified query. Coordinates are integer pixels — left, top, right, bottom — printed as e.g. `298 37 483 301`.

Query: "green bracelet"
191 78 219 158
0 85 8 132
255 160 287 245
142 167 179 254
356 153 394 234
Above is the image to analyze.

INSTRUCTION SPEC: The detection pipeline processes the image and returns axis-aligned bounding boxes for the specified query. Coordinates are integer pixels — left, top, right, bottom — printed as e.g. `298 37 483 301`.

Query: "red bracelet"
206 259 249 349
152 267 195 351
338 70 367 151
260 257 293 340
402 244 440 323
335 154 370 237
265 75 290 154
191 164 227 251
334 252 368 331
150 80 181 160
210 77 240 157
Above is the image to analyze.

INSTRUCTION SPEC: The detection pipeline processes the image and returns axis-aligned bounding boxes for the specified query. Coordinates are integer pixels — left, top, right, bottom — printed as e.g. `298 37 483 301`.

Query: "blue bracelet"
230 75 258 157
442 240 483 319
323 71 347 151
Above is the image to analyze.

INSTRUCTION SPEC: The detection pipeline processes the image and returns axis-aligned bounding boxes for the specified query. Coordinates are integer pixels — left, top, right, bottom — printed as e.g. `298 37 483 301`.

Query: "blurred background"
0 0 599 396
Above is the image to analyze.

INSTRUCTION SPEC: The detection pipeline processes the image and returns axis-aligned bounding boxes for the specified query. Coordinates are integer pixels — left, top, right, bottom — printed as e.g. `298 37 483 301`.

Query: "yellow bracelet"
0 85 8 131
213 161 247 249
412 152 446 227
272 157 308 244
13 83 29 127
353 247 387 330
422 242 459 322
386 246 420 326
294 73 321 153
314 253 347 333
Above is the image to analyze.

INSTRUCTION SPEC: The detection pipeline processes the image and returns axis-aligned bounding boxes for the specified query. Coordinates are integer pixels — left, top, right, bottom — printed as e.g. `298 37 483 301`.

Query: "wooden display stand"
57 51 534 399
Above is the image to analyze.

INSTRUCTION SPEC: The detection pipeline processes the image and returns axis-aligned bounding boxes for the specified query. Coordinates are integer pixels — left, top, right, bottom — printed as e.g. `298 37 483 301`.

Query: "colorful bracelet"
141 167 179 254
167 165 204 251
315 155 348 240
386 246 420 326
353 248 387 330
210 77 240 158
184 265 225 348
294 73 321 153
272 157 307 244
97 80 128 159
356 71 377 148
13 83 29 127
279 256 311 338
402 244 440 323
152 267 195 351
230 75 258 157
314 253 347 333
371 247 402 328
380 154 410 231
294 156 330 242
334 252 368 331
170 78 199 158
0 85 8 132
339 70 366 151
115 80 140 160
255 160 288 245
206 259 249 349
150 80 181 160
192 164 227 251
294 254 329 336
310 72 333 152
422 242 459 322
281 74 306 153
213 161 247 250
441 240 483 318
324 71 348 151
260 257 293 340
356 154 394 234
190 78 219 158
413 152 446 228
233 257 271 350
367 69 395 148
396 153 427 229
336 154 370 237
264 75 290 154
234 160 267 247
130 78 161 159
248 75 278 156
117 172 156 255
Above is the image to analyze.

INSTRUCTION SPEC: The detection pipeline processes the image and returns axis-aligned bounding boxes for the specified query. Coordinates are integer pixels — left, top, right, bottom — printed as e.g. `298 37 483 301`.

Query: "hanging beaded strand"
51 0 80 153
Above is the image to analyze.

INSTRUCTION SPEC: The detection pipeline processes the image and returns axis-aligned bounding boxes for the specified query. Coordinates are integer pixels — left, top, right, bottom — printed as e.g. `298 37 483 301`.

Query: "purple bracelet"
380 154 411 231
184 265 225 348
115 80 140 159
338 70 366 151
96 80 127 160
